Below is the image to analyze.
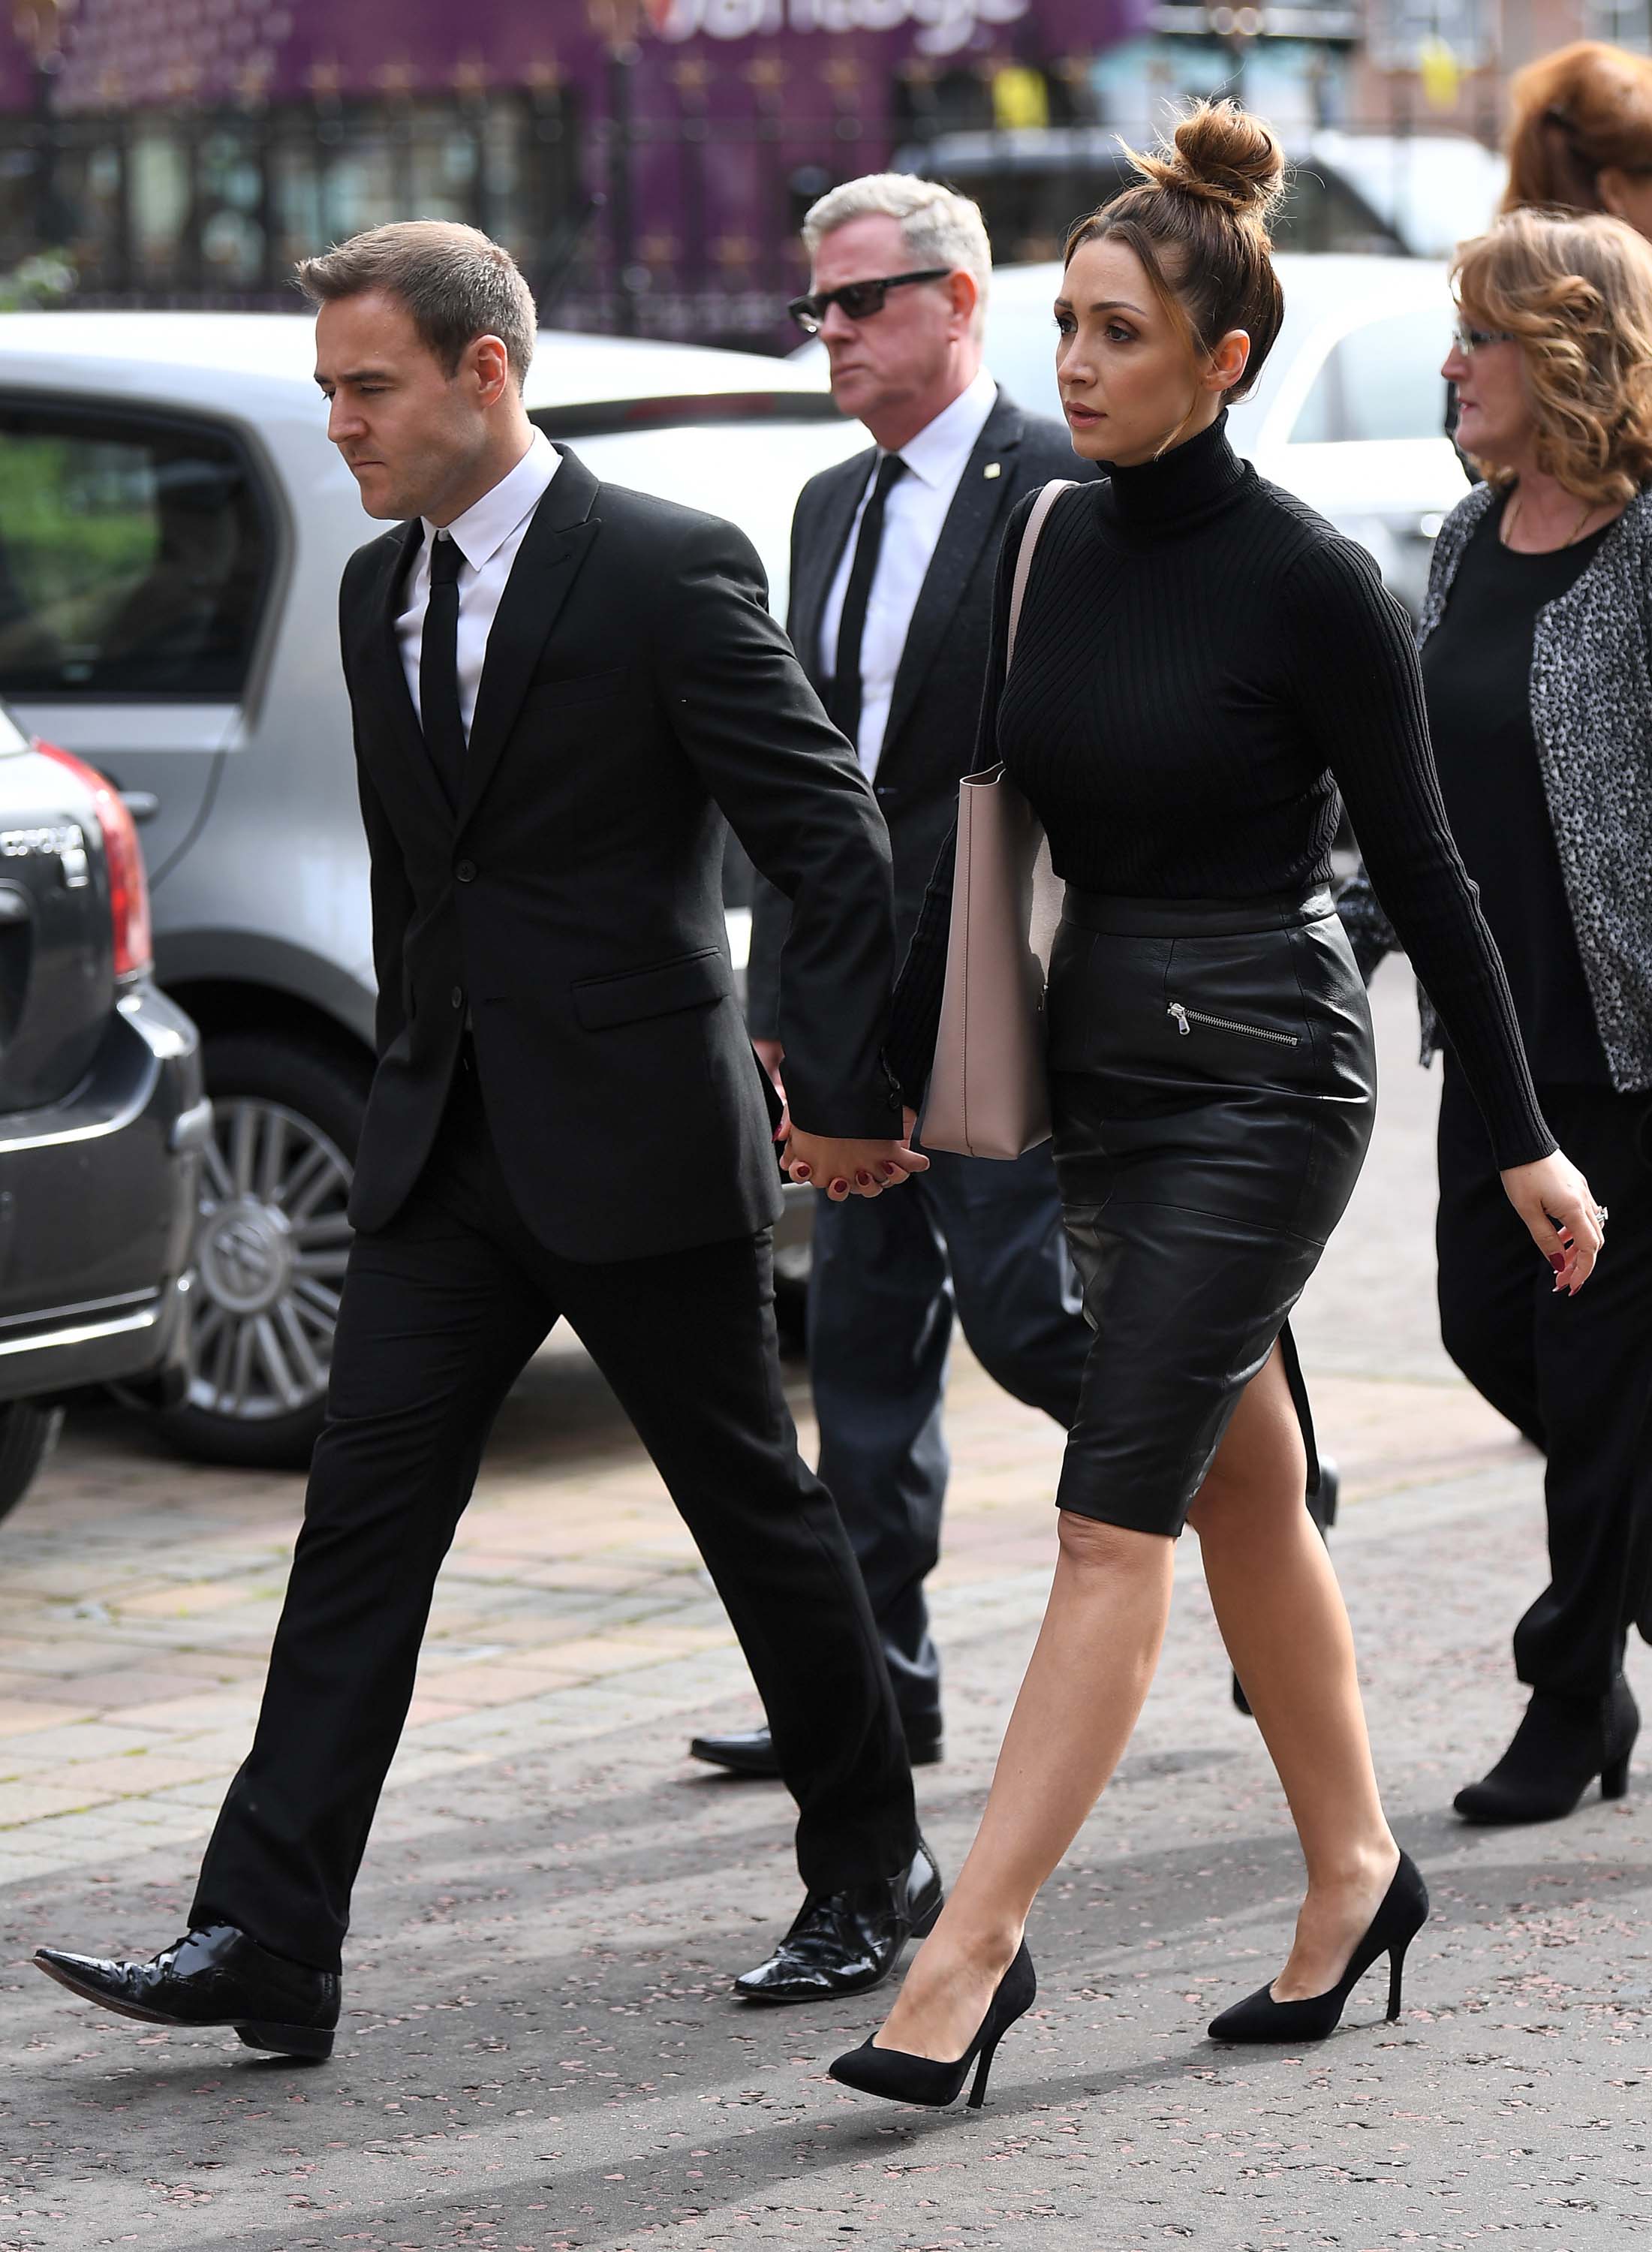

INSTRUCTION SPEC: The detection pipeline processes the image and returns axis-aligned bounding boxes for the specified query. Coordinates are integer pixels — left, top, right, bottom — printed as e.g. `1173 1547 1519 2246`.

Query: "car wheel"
160 1031 369 1471
0 1400 64 1526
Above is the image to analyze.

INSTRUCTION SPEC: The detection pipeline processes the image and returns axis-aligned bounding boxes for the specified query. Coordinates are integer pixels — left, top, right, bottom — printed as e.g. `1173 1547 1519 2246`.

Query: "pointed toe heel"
1208 1851 1429 2045
829 1942 1036 2110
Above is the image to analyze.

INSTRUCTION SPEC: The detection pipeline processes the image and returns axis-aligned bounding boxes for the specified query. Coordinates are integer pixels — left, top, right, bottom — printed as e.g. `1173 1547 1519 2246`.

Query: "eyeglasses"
1450 322 1516 355
787 269 951 336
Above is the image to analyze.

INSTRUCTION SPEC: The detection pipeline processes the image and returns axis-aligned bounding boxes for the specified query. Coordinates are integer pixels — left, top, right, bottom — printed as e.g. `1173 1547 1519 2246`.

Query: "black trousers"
808 1141 1088 1733
192 1061 916 1972
1436 1057 1652 1698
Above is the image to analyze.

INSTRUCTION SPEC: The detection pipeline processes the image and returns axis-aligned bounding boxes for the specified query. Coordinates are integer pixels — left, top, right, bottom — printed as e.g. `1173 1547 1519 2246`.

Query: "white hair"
802 173 992 333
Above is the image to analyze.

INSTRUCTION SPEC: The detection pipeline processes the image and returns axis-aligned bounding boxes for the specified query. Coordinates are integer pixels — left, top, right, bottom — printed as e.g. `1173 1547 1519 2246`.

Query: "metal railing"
0 79 1503 353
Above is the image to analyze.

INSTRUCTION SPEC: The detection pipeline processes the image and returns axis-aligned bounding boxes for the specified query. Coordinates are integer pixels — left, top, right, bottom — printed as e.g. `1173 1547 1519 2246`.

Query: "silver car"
0 312 865 1465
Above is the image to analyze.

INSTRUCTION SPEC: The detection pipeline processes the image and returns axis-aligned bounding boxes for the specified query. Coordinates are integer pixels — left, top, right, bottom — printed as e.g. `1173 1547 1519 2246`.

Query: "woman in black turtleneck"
823 102 1605 2112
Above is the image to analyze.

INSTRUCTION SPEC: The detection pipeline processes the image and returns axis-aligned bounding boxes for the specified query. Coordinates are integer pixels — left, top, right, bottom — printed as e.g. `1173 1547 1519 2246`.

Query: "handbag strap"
1006 479 1076 671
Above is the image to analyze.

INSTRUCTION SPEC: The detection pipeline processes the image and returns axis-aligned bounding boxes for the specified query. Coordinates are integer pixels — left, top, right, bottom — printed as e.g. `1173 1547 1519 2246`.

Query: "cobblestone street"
2 962 1648 2250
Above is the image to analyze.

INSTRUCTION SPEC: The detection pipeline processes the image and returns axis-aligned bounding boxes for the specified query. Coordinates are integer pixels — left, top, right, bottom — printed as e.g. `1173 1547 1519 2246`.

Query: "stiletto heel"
967 2035 1001 2109
1207 1850 1429 2045
1602 1749 1632 1801
829 1942 1036 2110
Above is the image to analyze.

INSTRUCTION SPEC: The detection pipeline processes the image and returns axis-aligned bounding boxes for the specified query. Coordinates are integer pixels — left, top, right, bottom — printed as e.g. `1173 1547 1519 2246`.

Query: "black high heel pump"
828 1942 1036 2109
1206 1850 1428 2044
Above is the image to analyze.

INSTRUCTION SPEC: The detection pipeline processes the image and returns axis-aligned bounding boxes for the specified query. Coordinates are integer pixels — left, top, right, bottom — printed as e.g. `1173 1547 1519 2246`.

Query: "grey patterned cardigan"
1339 480 1652 1092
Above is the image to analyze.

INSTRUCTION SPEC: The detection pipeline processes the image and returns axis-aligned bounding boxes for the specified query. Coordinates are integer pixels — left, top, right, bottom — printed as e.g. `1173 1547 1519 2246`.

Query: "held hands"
782 1116 929 1201
764 1042 928 1199
1500 1149 1606 1295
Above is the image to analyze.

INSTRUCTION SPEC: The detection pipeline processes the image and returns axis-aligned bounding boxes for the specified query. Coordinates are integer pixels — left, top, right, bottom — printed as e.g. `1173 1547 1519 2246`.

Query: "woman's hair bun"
1130 98 1286 226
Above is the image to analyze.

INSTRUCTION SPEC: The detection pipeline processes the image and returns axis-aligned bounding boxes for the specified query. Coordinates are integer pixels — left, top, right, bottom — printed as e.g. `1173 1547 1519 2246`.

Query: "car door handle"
120 790 161 823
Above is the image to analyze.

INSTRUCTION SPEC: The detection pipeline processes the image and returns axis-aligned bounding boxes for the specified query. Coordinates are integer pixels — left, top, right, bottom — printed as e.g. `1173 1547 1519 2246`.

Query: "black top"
1420 490 1611 1086
886 412 1555 1168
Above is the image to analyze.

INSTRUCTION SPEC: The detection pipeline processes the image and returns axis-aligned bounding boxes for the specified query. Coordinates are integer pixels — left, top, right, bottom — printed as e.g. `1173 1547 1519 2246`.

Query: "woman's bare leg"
874 1512 1174 2061
874 1344 1396 2062
1187 1346 1398 2000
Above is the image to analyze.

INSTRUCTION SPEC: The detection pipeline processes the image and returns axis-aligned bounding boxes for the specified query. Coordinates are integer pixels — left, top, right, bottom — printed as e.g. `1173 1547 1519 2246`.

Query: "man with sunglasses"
690 176 1097 1786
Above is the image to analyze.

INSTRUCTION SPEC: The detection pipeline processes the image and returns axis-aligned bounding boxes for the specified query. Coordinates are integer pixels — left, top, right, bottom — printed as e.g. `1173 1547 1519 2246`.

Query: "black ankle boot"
1454 1675 1638 1824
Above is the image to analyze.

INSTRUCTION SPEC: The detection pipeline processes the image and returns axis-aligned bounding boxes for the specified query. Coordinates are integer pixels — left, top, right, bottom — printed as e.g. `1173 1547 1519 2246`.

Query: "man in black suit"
34 221 941 2056
691 179 1097 1781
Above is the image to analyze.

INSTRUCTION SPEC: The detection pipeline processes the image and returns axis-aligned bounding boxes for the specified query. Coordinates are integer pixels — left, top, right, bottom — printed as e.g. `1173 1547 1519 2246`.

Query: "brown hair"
1064 99 1286 403
296 220 537 386
1503 41 1652 215
1455 206 1652 504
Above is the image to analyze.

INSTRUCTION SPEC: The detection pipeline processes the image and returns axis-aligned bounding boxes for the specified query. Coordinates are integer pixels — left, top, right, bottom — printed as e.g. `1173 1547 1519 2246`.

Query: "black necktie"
420 530 466 811
827 452 907 750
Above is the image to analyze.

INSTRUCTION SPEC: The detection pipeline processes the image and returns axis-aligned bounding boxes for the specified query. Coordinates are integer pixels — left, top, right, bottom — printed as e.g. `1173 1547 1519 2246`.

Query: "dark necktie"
827 451 907 750
419 530 467 812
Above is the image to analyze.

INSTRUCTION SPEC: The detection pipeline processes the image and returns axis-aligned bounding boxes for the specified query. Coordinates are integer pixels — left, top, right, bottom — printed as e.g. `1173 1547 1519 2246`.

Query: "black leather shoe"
33 1924 339 2058
1454 1675 1639 1824
689 1721 943 1777
733 1835 943 2005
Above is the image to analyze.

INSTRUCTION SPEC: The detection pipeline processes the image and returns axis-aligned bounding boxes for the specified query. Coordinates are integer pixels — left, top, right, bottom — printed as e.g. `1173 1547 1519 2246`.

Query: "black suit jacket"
339 444 902 1262
745 390 1098 1040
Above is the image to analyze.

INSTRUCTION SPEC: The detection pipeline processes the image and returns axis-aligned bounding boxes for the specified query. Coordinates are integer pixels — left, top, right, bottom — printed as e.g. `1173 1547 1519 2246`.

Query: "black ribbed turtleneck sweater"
886 412 1555 1168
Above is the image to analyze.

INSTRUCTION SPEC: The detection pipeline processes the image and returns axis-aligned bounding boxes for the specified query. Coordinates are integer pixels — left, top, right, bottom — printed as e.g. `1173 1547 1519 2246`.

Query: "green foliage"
0 251 76 313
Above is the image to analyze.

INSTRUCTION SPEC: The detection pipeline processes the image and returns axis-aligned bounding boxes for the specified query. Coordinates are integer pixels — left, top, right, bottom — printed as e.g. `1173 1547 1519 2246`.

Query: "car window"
548 416 865 621
0 409 271 699
1289 309 1453 444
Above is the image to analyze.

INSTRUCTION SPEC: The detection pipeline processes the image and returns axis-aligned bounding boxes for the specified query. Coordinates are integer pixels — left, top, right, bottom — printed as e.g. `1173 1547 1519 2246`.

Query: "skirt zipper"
1166 1001 1299 1049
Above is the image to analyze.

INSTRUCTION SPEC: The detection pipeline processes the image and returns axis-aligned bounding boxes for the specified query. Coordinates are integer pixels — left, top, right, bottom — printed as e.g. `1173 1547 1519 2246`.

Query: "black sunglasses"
787 268 951 336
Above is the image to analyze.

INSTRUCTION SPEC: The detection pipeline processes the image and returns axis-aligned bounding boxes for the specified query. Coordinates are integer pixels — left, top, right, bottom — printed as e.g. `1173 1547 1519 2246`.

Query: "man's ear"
470 333 513 408
947 267 980 338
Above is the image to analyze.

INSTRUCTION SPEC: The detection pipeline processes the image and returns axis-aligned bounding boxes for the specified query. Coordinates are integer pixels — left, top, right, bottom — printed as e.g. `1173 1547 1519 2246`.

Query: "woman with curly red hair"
1345 206 1652 1827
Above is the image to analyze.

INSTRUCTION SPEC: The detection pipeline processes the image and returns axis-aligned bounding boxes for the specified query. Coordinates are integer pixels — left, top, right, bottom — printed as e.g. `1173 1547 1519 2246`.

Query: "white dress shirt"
818 366 1000 779
396 427 560 737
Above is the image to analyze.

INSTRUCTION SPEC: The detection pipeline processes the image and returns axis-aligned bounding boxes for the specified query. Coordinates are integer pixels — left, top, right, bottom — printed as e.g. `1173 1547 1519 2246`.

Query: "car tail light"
35 739 153 978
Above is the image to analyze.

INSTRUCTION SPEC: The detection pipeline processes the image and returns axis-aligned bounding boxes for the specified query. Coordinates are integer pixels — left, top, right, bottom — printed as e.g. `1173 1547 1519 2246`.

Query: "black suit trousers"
1435 1057 1652 1697
191 1060 917 1970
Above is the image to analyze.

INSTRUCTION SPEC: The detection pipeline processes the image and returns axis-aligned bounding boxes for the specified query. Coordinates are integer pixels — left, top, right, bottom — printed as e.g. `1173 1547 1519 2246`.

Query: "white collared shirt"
396 427 560 737
818 366 1000 778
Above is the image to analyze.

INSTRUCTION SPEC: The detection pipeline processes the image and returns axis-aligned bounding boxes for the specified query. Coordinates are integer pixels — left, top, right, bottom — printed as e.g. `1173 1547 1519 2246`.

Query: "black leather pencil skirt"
1047 887 1376 1537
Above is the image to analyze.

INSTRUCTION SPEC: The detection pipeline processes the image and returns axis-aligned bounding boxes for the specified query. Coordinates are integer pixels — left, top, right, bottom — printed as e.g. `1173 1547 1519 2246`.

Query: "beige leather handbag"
917 479 1073 1161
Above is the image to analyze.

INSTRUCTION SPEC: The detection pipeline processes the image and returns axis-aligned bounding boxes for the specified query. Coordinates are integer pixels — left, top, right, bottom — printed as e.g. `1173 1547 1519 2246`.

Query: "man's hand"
753 1038 789 1141
783 1124 929 1200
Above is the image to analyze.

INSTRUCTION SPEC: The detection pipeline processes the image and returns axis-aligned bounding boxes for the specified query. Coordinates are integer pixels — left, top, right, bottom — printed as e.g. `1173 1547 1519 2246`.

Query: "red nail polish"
793 1163 811 1179
1548 1253 1565 1272
855 1170 874 1186
830 1178 849 1194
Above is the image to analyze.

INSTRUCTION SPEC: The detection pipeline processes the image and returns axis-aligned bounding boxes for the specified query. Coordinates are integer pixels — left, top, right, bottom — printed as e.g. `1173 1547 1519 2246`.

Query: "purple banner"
23 0 1145 114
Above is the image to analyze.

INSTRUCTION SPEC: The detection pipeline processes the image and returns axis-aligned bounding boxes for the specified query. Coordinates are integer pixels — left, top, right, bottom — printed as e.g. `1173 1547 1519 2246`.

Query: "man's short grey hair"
296 220 537 387
802 174 992 331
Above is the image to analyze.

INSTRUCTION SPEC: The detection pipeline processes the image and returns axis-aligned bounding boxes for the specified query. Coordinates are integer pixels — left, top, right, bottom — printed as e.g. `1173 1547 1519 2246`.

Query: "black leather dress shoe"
689 1720 943 1777
33 1924 339 2058
733 1835 943 2004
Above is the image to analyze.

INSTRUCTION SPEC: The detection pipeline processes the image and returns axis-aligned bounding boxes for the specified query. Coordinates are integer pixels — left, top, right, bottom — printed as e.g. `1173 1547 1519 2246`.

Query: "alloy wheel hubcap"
187 1098 353 1424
